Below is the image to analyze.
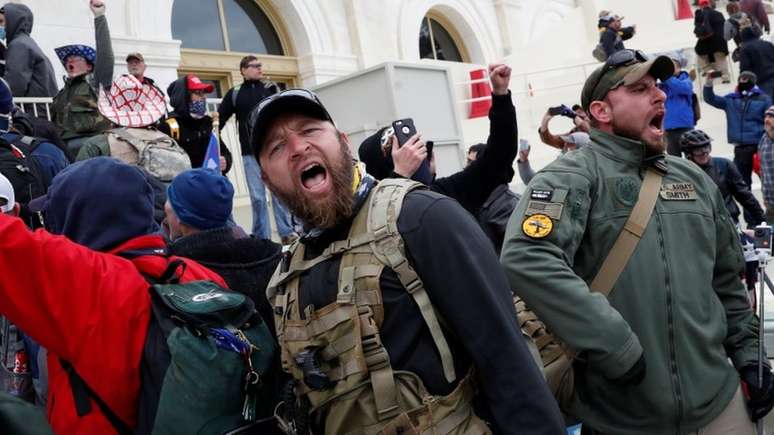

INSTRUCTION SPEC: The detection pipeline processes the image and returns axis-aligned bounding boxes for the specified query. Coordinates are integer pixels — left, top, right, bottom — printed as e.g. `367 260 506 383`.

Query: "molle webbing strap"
366 179 457 384
342 191 400 420
589 168 664 295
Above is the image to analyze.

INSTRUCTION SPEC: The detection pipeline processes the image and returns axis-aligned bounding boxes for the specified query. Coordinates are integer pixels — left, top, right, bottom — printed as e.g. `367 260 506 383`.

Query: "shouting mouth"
300 162 329 192
648 111 665 137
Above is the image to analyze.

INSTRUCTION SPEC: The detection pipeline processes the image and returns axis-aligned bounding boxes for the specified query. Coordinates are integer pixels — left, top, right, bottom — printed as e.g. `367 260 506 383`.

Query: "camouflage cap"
581 52 674 111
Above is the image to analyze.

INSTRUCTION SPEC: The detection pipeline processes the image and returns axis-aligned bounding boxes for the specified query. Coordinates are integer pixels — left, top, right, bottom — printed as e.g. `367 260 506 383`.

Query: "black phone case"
392 119 416 147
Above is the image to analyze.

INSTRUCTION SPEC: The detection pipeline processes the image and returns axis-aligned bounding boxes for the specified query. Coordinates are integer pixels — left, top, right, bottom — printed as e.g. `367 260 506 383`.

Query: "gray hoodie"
3 3 57 97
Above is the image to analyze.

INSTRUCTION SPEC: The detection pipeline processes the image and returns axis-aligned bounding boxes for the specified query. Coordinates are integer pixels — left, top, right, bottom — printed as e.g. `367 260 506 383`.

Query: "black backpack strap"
59 359 133 435
157 259 186 285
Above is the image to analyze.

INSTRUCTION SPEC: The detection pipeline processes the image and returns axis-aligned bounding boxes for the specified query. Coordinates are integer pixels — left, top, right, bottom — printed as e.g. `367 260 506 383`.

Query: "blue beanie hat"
167 168 234 230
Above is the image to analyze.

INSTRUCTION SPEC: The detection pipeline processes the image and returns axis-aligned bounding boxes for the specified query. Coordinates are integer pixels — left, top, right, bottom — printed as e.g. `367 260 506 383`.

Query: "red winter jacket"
0 214 226 434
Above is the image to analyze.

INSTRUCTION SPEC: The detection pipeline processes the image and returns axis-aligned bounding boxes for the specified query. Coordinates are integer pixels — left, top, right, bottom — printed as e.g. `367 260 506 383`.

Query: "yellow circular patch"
522 214 553 239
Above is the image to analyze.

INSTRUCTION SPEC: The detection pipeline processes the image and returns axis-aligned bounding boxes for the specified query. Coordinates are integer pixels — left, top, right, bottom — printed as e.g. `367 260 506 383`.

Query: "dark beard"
612 124 665 154
266 141 355 230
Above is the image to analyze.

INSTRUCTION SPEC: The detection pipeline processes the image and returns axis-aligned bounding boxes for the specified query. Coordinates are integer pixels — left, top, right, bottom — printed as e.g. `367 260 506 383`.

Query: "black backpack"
694 10 714 40
0 136 48 228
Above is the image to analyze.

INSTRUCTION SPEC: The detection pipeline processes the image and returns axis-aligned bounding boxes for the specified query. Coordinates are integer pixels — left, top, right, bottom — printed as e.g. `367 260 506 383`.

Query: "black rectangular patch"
531 189 553 201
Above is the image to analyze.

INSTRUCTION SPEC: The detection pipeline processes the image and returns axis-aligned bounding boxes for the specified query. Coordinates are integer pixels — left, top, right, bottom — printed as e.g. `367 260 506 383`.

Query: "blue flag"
203 132 220 172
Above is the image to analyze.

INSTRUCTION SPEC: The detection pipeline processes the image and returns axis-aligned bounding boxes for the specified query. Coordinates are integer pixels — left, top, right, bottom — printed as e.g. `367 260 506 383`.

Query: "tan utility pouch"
516 167 663 412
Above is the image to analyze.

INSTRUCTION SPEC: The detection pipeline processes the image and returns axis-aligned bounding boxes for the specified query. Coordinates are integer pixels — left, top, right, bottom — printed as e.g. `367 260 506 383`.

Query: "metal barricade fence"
14 97 255 231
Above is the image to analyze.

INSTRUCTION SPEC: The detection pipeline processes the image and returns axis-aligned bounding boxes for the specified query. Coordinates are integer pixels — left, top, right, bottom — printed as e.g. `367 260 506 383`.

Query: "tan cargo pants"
693 385 755 435
581 385 756 435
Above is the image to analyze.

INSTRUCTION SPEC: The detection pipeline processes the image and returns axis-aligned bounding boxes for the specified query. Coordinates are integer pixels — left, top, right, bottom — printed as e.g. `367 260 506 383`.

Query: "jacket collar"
108 234 167 257
589 128 668 172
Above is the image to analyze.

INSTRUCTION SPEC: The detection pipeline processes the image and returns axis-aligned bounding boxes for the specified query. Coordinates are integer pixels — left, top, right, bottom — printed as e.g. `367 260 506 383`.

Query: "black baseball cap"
248 89 334 160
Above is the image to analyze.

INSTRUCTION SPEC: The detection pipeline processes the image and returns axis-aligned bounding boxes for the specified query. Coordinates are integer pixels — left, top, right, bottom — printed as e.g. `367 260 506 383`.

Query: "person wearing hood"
359 63 518 222
0 3 57 98
158 74 232 174
51 0 114 155
0 157 226 434
739 26 774 100
705 70 772 188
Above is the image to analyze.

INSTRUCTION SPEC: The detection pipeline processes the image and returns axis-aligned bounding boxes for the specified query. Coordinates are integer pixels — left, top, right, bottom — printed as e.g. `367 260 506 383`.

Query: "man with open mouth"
501 49 773 434
249 88 564 434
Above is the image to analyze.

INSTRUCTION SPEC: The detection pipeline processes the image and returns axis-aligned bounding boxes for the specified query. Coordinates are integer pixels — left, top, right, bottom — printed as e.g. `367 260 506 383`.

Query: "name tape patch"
660 182 696 201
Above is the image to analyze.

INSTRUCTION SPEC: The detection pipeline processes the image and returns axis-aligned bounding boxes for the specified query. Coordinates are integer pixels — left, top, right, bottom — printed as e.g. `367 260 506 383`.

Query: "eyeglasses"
245 63 263 69
588 49 650 102
688 145 711 156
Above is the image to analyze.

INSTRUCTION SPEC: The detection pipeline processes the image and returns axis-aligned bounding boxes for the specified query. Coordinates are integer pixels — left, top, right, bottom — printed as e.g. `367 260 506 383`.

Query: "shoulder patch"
531 189 553 201
525 200 563 220
522 214 553 239
614 177 639 206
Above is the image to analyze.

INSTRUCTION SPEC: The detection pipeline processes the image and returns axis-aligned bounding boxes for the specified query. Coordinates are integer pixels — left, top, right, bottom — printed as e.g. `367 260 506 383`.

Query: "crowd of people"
1 1 774 435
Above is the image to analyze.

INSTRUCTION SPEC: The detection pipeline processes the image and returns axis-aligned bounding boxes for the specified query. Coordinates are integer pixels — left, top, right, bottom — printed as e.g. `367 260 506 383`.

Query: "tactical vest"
51 74 112 140
267 179 490 435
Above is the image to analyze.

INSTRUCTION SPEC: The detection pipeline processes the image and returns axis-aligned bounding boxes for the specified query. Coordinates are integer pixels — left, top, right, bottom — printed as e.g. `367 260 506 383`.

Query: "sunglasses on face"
589 49 650 100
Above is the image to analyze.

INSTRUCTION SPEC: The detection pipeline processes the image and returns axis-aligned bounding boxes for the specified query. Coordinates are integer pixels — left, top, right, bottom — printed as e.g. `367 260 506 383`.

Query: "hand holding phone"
392 119 417 147
518 139 530 153
548 106 564 117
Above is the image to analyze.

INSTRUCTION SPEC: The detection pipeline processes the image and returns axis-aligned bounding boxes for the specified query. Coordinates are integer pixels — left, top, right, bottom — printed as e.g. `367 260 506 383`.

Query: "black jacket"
477 184 520 254
218 79 279 155
158 76 233 173
702 156 764 225
2 3 57 97
695 8 729 56
166 227 282 331
600 26 635 58
740 29 774 84
297 188 565 434
431 92 518 216
358 93 519 218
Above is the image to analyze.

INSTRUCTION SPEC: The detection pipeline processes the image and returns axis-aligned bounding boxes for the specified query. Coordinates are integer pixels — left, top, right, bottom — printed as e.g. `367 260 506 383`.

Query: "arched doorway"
171 0 298 96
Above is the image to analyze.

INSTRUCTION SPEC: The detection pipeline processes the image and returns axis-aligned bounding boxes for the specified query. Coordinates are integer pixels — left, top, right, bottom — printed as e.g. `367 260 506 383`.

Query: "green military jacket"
501 129 764 434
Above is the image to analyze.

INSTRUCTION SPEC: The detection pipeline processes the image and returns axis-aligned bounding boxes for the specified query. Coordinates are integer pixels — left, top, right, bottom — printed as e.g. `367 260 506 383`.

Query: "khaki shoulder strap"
365 178 457 384
589 168 664 295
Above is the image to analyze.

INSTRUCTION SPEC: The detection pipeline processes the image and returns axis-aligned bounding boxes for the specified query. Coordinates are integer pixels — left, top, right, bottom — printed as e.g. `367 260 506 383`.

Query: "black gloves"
609 354 646 386
740 365 774 421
